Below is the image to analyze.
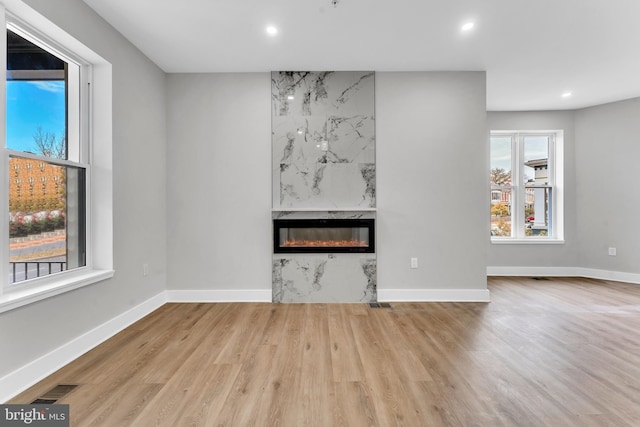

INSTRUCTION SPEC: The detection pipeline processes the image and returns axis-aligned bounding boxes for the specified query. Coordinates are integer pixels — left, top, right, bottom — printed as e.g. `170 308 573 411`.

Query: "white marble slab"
273 255 376 303
272 71 375 209
272 210 375 220
278 162 374 208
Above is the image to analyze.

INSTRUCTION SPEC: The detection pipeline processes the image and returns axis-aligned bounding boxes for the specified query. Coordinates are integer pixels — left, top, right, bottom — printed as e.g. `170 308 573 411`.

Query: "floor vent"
531 277 550 281
31 384 78 404
369 302 391 308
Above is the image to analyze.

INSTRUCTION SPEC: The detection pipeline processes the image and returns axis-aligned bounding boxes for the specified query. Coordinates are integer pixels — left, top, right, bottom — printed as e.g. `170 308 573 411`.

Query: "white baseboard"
487 266 579 277
378 288 491 302
166 289 272 302
577 268 640 284
487 266 640 284
0 292 167 403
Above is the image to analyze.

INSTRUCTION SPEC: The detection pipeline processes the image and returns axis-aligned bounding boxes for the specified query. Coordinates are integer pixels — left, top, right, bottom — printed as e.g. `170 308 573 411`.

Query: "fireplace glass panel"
273 219 375 253
279 227 369 249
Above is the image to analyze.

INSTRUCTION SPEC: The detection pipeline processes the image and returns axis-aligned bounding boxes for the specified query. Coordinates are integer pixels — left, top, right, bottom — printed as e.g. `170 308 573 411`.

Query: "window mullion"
514 133 524 239
0 5 7 292
0 154 8 295
549 134 556 238
6 150 86 169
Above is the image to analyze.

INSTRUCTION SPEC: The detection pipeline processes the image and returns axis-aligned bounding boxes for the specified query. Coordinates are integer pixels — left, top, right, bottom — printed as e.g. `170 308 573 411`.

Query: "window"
1 7 114 312
6 26 87 284
490 131 564 242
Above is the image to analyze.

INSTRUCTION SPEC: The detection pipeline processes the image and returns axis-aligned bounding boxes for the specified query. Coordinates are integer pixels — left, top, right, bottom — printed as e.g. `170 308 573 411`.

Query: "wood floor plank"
73 383 162 427
131 363 242 426
7 276 640 426
332 381 379 426
213 303 273 365
327 304 366 383
372 309 433 382
254 304 306 426
350 311 426 426
295 304 335 426
134 303 237 383
214 344 278 426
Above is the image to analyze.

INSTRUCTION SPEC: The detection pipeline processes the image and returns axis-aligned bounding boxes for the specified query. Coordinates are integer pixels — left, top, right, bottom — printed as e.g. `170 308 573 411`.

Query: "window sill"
491 238 565 245
0 269 114 314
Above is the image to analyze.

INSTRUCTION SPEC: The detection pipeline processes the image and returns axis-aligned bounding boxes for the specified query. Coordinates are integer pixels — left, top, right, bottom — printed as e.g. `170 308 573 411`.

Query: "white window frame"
0 2 114 313
490 130 564 244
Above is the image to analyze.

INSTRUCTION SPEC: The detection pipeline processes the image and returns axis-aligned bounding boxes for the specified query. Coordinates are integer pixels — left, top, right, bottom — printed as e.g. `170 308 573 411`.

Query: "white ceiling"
82 0 640 111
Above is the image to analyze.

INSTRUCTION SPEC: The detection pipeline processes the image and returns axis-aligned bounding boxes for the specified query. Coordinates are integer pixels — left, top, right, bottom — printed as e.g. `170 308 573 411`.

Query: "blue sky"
6 80 66 153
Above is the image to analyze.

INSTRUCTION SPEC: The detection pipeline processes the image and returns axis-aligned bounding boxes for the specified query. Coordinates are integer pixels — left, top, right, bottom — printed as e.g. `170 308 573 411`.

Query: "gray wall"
166 73 272 291
575 98 640 274
376 72 488 290
0 0 168 377
166 71 489 293
486 111 578 267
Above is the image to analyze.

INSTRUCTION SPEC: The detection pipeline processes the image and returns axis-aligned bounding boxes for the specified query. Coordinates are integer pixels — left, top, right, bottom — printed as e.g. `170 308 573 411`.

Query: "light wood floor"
10 277 640 426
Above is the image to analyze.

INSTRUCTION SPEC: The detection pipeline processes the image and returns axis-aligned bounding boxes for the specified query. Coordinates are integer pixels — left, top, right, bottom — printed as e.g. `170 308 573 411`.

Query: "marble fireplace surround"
271 71 377 303
272 210 376 303
272 71 375 209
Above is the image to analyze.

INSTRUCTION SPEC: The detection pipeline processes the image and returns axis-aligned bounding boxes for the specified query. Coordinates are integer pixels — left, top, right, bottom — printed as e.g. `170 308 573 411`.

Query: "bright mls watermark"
1 405 69 426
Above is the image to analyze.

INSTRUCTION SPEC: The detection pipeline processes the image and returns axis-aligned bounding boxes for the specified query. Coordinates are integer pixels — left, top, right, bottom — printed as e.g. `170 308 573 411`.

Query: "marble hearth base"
273 255 376 303
272 210 377 303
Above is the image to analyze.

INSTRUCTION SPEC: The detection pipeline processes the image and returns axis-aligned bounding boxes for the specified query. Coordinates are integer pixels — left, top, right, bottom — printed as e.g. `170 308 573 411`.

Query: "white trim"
166 289 272 303
378 288 491 302
0 291 167 403
0 269 114 314
487 266 640 284
2 1 106 65
0 6 7 303
578 268 640 284
491 239 565 245
487 266 578 277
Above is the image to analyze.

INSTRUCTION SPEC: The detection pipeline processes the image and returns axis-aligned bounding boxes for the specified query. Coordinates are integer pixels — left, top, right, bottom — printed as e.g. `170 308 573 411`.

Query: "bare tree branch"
490 168 511 185
32 126 66 159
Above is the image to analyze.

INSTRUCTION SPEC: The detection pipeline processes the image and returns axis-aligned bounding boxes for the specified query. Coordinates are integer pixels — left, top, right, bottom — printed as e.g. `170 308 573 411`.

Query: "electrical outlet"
410 258 418 269
608 247 617 256
143 264 149 276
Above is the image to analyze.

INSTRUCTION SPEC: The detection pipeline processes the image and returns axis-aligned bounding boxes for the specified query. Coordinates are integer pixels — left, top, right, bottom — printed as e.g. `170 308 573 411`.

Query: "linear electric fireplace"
273 218 375 254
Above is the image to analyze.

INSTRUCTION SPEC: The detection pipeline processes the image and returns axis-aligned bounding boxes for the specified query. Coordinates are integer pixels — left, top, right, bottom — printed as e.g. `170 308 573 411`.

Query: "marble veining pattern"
272 71 375 208
272 256 377 303
272 259 289 303
361 259 377 300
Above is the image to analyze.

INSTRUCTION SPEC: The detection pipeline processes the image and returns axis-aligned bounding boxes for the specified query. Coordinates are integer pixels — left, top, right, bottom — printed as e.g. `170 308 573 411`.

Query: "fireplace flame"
283 239 368 248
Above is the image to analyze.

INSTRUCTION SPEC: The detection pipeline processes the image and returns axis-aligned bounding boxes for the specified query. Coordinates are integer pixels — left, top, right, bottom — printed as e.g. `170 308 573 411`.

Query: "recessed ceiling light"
461 22 475 32
266 26 278 36
287 95 295 100
562 92 572 98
